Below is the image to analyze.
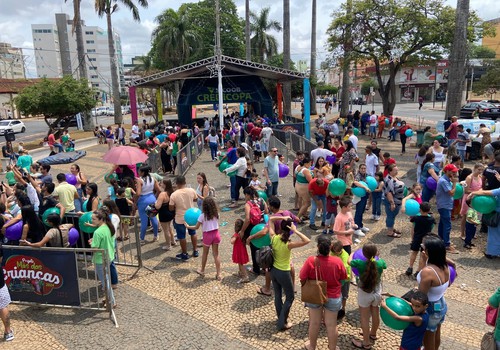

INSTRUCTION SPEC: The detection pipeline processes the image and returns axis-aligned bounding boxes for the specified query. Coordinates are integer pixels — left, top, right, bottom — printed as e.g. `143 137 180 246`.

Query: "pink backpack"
248 200 263 226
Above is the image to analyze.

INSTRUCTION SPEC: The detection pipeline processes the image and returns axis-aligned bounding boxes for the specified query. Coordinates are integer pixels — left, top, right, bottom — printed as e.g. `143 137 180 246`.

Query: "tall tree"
95 0 148 124
66 0 94 130
340 0 352 118
309 0 317 115
282 0 292 117
250 7 282 63
327 0 490 116
245 0 251 61
472 60 500 95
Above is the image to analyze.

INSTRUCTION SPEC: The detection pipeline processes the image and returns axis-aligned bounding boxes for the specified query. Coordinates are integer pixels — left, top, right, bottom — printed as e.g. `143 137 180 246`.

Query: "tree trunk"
106 12 123 124
446 0 470 119
245 0 251 61
340 0 352 118
309 0 317 116
282 0 291 118
73 0 94 131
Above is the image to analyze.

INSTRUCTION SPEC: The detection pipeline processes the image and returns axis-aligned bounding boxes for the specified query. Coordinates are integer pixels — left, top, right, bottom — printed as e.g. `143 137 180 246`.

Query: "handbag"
481 332 496 350
482 212 500 228
486 305 498 327
301 257 328 305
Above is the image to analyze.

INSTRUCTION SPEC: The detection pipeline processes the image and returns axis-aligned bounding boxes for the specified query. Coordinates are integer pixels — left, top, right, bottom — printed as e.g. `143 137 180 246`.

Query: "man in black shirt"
483 152 500 190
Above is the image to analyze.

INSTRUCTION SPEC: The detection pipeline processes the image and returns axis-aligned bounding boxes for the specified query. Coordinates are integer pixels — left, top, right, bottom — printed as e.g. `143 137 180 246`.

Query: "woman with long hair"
195 172 210 209
459 163 484 240
155 179 176 250
70 163 87 212
294 157 313 221
415 145 429 181
477 123 492 162
338 140 359 181
206 128 219 161
159 138 173 174
135 165 160 244
350 244 387 349
19 205 45 244
83 183 100 212
419 153 440 203
24 213 72 248
330 138 345 178
90 209 116 308
417 234 455 350
428 139 444 170
300 235 347 350
383 164 405 238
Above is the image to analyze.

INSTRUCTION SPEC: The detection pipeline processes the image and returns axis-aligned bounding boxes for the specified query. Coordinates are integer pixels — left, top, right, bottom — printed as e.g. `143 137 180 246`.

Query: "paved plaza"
2 134 499 350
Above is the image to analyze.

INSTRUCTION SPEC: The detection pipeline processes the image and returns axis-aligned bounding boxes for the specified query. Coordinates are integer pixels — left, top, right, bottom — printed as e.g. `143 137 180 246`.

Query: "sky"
0 0 499 78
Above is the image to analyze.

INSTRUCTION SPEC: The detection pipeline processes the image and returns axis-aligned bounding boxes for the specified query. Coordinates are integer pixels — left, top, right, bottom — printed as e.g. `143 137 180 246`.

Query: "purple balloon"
449 265 456 285
66 173 77 186
426 177 437 191
278 163 290 178
5 221 23 240
326 155 336 164
68 227 79 246
351 248 379 276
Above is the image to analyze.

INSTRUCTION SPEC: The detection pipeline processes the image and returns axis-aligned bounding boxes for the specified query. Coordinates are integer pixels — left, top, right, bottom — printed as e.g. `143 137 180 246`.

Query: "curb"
30 137 98 162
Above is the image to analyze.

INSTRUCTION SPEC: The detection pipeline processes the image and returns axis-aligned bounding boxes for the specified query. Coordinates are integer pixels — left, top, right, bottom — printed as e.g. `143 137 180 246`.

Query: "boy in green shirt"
331 239 351 320
464 198 481 249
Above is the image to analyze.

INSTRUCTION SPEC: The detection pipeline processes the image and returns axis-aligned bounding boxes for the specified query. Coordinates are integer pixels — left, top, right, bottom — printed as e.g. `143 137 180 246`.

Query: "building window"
92 83 100 87
87 49 96 53
91 75 98 79
89 58 97 62
89 67 97 70
86 40 95 44
85 31 94 35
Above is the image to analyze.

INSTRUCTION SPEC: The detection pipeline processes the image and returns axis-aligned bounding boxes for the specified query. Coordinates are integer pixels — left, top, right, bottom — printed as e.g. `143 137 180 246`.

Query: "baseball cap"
241 142 249 151
443 164 459 172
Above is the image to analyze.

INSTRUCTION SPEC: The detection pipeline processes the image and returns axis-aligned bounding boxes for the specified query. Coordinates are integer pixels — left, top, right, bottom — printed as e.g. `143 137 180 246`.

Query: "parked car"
121 105 131 114
481 100 500 108
460 102 500 120
0 120 26 134
106 108 115 116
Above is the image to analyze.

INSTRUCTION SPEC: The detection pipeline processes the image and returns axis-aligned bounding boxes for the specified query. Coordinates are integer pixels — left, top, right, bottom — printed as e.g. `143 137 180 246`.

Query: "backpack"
256 246 274 269
248 200 263 226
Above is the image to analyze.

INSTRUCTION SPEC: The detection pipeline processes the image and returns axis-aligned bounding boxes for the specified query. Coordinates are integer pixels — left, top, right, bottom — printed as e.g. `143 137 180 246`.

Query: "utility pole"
340 0 352 119
215 0 224 130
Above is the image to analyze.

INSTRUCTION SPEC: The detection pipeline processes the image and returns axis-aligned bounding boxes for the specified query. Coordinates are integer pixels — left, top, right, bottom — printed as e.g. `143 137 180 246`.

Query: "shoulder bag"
301 257 328 305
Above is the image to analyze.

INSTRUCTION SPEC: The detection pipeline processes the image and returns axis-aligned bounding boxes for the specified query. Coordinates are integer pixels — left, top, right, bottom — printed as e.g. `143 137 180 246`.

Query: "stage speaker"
4 131 15 142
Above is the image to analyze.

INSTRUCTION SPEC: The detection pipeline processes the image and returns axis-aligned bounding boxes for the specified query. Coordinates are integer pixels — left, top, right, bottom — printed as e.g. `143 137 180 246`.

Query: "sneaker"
328 229 334 235
375 216 381 221
4 329 14 342
316 212 321 218
354 230 365 237
354 238 361 244
463 244 472 250
175 253 190 261
361 227 370 233
192 250 199 257
405 267 413 276
322 230 328 234
370 215 376 220
309 224 320 230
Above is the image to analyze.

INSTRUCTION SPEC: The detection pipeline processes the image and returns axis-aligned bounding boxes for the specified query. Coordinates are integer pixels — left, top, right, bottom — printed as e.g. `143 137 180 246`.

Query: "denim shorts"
426 297 447 332
173 221 196 240
305 296 342 312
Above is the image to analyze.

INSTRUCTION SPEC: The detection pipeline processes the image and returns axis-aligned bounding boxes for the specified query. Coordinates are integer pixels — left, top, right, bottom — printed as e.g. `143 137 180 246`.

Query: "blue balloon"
184 207 202 226
145 130 152 138
352 181 368 197
405 129 414 137
405 199 420 216
263 214 269 224
366 176 378 191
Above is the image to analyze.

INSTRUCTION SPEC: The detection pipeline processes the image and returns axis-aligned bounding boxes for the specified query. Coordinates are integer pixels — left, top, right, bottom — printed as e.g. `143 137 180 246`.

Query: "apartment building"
0 42 26 79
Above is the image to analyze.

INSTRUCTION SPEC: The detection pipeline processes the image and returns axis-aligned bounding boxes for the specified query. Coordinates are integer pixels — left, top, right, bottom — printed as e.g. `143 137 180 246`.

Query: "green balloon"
353 128 359 136
218 160 230 173
227 170 237 177
471 195 497 214
250 223 270 248
453 184 464 200
257 190 268 202
403 187 408 197
328 178 347 196
79 212 97 234
380 297 413 330
42 207 61 226
104 172 118 184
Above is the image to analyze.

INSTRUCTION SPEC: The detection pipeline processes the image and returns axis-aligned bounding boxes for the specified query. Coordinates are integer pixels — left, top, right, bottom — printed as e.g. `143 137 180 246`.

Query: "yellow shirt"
54 182 77 211
271 235 291 271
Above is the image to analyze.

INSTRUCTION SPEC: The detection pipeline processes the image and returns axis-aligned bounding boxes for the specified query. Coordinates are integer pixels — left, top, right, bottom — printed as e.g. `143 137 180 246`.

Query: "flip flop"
195 270 205 277
351 338 372 349
257 287 272 296
359 332 378 340
387 232 401 238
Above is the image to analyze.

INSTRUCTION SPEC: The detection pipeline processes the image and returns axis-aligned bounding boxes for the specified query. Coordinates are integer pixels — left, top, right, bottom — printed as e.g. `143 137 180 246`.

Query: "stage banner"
273 123 304 136
2 248 80 306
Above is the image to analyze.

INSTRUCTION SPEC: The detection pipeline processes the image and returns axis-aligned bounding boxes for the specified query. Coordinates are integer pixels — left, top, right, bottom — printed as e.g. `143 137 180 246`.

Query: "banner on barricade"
274 123 304 136
2 248 80 306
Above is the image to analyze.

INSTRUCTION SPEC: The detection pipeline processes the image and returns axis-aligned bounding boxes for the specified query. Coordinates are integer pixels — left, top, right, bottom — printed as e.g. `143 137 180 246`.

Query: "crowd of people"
0 110 499 349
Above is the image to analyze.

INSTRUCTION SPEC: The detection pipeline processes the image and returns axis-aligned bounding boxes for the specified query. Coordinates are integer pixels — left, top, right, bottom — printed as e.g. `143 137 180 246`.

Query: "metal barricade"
2 245 118 326
176 133 204 176
270 135 289 163
63 213 152 280
289 132 317 156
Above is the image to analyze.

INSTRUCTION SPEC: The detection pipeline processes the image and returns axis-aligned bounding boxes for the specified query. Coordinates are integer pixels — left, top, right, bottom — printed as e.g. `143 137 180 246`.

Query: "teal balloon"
227 170 237 177
328 178 347 196
263 214 269 224
380 297 413 330
218 160 230 173
405 199 420 216
184 207 202 226
403 187 408 197
405 129 414 137
82 199 89 211
353 128 359 136
250 223 270 248
471 195 497 214
453 184 464 199
352 181 367 197
385 118 389 126
79 212 96 234
257 190 268 202
145 130 152 138
366 176 378 191
42 207 60 226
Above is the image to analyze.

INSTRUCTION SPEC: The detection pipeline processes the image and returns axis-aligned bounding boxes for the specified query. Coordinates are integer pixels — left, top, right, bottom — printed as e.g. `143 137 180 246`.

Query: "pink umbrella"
102 146 148 165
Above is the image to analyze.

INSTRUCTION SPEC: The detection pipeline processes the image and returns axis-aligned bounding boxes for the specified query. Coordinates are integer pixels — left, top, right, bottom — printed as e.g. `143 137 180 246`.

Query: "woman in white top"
135 165 160 243
224 147 248 206
206 128 219 161
428 140 444 169
196 172 210 209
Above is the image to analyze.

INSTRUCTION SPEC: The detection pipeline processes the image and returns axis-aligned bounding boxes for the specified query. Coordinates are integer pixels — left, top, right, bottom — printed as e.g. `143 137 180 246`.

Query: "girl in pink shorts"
185 197 222 280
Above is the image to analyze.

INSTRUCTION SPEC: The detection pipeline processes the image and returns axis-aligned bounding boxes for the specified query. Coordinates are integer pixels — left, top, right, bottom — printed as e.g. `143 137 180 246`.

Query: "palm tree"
95 0 148 124
309 0 317 116
66 0 94 130
282 0 291 118
250 7 282 63
245 0 251 61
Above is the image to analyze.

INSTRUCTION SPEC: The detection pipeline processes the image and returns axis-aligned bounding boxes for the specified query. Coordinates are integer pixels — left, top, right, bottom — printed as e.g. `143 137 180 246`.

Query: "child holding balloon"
185 197 222 281
380 291 429 350
401 183 423 214
349 244 387 349
405 202 435 277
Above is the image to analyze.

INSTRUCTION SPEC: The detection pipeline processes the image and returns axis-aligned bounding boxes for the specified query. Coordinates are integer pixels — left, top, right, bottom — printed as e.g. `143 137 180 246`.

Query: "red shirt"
168 133 176 143
250 127 261 141
47 134 56 146
399 125 411 135
299 255 347 298
331 146 345 159
308 178 330 196
383 158 396 177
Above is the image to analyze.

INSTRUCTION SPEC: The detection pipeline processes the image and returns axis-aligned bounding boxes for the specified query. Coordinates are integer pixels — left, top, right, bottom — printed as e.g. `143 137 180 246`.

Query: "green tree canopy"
472 60 500 95
327 0 492 115
470 44 497 59
14 76 96 133
361 79 378 96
